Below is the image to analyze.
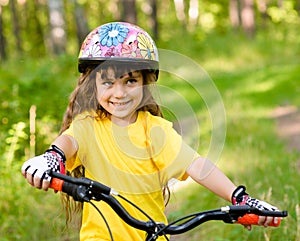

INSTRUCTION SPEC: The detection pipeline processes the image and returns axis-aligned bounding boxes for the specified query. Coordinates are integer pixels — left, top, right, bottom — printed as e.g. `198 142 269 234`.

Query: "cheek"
132 85 143 101
95 77 108 103
96 88 108 104
138 87 146 107
137 90 143 103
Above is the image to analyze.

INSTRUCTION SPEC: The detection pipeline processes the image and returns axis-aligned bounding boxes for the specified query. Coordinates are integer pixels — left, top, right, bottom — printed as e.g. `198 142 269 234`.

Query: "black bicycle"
48 170 288 241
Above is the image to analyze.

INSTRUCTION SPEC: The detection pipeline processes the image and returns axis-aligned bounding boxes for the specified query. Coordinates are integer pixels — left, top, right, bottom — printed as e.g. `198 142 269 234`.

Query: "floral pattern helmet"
78 22 159 75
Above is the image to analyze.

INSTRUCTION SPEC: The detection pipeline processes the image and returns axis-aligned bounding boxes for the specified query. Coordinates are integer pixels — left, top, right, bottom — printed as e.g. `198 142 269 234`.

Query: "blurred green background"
0 1 299 240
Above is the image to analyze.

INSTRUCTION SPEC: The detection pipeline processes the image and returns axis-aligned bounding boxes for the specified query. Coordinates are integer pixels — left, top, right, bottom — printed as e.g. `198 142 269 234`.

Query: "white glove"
232 185 278 211
245 198 278 211
22 145 66 182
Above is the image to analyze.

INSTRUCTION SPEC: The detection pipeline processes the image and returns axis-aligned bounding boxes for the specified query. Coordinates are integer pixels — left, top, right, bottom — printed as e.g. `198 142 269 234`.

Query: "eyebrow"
123 71 142 79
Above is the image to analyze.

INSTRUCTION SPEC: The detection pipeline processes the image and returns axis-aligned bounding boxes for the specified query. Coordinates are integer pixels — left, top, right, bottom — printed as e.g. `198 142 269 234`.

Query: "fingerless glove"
22 145 66 182
44 145 66 174
232 185 277 211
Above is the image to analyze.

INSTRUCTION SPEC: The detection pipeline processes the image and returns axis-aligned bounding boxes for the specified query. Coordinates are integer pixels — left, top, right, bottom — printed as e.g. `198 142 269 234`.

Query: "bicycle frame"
48 170 288 241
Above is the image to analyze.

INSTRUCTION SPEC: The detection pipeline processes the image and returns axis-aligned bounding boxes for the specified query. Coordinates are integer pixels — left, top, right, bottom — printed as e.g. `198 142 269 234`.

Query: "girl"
22 22 278 241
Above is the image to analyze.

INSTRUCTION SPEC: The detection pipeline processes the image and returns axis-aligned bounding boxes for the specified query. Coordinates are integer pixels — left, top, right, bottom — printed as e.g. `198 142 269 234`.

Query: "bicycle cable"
148 211 207 240
88 200 114 241
117 194 169 240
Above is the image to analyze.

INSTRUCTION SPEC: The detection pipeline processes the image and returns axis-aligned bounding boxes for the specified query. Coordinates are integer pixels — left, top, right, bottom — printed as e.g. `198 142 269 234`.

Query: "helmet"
78 22 159 74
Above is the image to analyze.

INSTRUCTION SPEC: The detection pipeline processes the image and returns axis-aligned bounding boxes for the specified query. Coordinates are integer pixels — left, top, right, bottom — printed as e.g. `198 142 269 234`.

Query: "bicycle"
48 170 288 241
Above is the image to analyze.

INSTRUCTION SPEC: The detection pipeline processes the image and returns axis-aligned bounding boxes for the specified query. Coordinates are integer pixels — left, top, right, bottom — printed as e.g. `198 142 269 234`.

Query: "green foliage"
267 0 299 24
0 55 77 154
2 0 300 60
0 55 80 240
165 26 300 240
0 159 79 241
0 19 299 241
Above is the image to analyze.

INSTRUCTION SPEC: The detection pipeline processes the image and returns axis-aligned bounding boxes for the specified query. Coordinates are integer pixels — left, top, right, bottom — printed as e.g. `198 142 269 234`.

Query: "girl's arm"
186 157 280 228
186 157 236 202
52 134 78 160
21 134 78 190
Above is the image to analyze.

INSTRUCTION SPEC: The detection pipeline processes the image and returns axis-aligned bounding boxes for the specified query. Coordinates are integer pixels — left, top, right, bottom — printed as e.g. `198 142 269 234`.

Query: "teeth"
112 102 128 106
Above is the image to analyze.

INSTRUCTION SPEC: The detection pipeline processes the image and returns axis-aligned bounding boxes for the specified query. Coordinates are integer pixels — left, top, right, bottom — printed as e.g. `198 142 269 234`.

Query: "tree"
229 0 241 29
121 0 137 24
229 0 255 37
141 0 159 39
188 0 199 28
256 0 269 27
26 0 47 56
47 0 66 55
241 0 255 37
149 0 158 39
174 0 186 24
0 5 6 61
73 0 89 48
9 0 22 54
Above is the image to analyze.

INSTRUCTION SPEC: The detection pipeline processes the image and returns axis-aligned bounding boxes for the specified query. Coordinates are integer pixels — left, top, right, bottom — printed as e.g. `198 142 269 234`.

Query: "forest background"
0 0 300 240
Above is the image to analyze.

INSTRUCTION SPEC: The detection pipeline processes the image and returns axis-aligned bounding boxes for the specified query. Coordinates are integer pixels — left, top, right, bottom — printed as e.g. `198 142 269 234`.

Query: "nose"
113 82 127 98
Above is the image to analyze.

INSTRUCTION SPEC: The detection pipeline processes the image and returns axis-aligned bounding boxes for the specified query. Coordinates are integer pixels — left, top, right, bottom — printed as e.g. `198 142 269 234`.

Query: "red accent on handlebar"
49 177 63 191
237 214 281 227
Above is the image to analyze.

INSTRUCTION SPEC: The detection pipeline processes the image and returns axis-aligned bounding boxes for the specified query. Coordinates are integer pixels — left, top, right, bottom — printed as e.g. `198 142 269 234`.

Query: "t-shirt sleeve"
150 118 200 184
164 127 199 182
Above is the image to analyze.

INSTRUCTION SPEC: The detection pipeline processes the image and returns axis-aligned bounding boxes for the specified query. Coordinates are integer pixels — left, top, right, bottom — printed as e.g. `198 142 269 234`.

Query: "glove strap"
45 145 66 174
232 185 249 205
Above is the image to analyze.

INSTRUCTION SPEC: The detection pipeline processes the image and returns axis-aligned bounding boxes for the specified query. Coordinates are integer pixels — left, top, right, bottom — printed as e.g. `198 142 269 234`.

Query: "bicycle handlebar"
48 170 288 237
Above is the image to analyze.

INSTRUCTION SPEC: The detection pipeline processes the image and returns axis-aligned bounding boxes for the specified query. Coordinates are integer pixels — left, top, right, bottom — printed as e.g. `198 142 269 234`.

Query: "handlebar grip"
237 214 281 227
49 177 64 191
49 177 85 201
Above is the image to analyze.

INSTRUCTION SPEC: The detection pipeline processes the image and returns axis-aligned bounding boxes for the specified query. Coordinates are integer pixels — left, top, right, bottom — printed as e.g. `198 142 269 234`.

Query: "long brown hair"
60 62 170 226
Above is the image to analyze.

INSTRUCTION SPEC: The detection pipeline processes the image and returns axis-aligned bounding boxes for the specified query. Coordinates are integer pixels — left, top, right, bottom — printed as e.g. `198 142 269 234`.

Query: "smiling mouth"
110 100 131 107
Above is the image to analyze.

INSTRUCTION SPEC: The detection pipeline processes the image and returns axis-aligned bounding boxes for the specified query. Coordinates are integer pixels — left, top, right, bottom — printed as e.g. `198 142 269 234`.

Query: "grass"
1 25 300 240
165 39 300 240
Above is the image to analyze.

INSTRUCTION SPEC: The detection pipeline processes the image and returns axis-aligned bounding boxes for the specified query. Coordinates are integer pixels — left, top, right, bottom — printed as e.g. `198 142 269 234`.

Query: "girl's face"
96 68 144 126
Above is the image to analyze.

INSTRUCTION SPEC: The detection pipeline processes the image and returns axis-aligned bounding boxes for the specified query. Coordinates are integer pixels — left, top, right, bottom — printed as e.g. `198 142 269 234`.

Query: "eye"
102 81 113 86
127 78 138 84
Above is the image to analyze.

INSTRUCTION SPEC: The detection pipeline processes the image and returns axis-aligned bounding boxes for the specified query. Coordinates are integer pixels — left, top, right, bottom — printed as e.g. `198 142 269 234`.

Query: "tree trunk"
188 0 199 28
73 0 89 48
0 5 6 61
174 0 186 23
257 0 269 27
121 0 137 24
229 0 241 29
28 0 46 56
9 0 22 54
241 0 255 37
149 0 158 39
47 0 66 55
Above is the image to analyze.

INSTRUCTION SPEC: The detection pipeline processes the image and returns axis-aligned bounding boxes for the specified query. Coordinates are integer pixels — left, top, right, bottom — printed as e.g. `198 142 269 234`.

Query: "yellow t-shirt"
63 111 199 241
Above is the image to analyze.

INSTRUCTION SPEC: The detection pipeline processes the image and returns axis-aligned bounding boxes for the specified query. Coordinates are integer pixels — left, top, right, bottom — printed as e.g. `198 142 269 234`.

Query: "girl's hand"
21 145 66 190
232 185 279 228
22 155 52 189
